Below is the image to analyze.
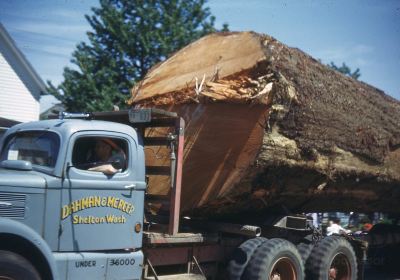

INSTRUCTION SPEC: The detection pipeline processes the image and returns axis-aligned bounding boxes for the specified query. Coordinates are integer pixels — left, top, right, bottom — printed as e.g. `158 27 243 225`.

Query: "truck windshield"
0 131 60 168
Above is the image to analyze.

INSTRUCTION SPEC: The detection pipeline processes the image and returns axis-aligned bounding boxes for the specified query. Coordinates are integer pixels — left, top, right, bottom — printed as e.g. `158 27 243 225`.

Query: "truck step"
144 273 206 280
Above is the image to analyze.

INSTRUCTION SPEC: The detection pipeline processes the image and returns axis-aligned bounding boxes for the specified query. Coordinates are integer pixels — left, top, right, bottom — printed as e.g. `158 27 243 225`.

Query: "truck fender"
0 218 59 280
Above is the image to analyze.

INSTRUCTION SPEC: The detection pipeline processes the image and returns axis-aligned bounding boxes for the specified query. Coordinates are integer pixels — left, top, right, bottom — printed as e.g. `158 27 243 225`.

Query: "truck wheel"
243 238 304 280
297 242 313 263
306 236 357 280
228 237 268 280
0 250 41 280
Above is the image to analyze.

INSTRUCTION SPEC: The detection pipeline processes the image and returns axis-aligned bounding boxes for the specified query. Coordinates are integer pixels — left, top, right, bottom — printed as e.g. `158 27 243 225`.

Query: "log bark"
128 32 400 217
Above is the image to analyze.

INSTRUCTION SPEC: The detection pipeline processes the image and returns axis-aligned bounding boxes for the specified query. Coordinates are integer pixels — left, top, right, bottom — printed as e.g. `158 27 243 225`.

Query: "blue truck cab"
0 117 146 280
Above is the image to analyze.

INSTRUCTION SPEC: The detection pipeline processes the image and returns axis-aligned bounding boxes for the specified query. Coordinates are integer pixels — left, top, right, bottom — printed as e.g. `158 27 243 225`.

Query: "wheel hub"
270 257 297 280
329 253 352 280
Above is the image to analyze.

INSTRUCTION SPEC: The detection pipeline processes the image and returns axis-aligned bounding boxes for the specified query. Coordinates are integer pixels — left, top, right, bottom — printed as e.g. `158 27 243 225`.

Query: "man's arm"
88 164 118 175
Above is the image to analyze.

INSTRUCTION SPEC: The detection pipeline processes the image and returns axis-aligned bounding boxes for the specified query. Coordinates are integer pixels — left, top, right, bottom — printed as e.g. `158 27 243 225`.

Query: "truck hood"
0 169 46 188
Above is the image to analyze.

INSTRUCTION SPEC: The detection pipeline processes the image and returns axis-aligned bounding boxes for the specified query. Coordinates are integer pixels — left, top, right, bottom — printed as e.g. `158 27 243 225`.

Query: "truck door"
59 132 145 252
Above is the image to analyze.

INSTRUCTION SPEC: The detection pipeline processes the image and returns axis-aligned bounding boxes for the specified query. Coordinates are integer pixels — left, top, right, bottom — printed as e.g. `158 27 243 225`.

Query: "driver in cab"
88 138 126 175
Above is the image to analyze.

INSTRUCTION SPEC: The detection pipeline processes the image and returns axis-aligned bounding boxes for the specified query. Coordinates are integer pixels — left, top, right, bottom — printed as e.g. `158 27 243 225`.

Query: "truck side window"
72 137 128 173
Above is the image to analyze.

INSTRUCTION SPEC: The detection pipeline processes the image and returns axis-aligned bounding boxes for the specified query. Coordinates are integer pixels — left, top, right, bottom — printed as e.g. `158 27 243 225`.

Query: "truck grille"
0 193 26 219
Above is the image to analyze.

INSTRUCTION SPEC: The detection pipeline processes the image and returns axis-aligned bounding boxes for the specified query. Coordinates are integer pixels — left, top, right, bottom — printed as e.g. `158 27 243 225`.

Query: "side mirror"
0 160 32 171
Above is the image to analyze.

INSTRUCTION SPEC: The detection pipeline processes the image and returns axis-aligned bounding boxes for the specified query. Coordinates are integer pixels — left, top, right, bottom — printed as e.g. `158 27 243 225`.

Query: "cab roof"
6 119 137 139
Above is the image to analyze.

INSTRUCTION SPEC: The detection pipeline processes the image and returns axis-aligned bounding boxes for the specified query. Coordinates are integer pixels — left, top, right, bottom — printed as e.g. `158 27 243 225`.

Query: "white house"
0 22 46 123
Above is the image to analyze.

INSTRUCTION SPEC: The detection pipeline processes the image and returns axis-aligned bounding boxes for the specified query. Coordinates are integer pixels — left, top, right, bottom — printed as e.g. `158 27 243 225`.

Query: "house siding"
0 24 43 123
0 51 40 122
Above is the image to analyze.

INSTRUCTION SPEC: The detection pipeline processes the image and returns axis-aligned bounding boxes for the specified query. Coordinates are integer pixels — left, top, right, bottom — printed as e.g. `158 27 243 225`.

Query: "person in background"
88 138 126 175
363 222 373 232
326 218 351 236
306 213 320 228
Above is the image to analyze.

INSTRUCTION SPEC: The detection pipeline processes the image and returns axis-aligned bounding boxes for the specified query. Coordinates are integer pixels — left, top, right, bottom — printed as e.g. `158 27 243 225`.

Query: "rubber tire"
0 250 40 280
228 237 268 280
297 242 313 263
306 236 357 280
243 238 304 280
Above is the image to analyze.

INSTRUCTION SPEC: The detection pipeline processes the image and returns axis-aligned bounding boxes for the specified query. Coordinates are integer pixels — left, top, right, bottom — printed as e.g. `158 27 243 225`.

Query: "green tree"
48 0 227 112
328 62 361 80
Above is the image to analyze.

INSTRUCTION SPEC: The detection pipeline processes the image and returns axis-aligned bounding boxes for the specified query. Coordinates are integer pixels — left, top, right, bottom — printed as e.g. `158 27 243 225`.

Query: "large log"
128 32 400 217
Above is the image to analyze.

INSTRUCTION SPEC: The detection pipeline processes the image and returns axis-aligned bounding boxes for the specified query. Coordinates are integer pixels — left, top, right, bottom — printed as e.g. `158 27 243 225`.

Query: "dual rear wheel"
228 236 357 280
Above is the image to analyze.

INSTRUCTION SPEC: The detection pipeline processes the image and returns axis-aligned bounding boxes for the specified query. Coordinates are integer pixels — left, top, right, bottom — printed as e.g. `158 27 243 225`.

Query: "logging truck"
0 108 368 280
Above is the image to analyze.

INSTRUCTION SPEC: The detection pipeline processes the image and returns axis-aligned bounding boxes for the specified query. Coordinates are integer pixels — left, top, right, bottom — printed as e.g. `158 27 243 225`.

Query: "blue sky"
0 0 399 100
